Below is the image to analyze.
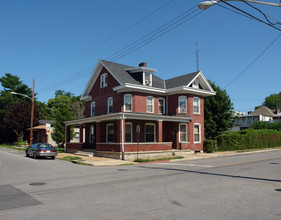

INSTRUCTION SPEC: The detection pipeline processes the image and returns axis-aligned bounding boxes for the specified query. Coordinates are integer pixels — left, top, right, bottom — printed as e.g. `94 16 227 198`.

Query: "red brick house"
65 60 216 160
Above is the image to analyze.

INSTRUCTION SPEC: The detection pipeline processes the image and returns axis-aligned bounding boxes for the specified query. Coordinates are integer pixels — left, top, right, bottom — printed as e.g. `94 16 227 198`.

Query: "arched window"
193 97 200 114
178 96 187 113
147 96 154 113
124 94 132 112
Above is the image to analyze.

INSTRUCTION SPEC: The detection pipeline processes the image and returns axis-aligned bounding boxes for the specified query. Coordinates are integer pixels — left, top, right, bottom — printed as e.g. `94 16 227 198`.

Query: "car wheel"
33 153 38 159
26 152 29 157
51 156 55 160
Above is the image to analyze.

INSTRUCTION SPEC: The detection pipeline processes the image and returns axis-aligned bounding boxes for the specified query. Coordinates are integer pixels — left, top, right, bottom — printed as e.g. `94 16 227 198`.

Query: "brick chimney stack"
139 62 147 68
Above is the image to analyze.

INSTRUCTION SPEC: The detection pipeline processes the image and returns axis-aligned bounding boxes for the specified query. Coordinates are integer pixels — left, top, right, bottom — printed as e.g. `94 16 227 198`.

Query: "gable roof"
81 60 215 100
250 106 275 117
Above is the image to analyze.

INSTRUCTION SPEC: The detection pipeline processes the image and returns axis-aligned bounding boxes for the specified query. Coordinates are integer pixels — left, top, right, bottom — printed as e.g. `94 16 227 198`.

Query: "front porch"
65 112 201 160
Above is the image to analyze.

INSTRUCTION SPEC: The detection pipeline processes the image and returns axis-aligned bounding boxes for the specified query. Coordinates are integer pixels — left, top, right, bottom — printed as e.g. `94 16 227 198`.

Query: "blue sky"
1 0 280 112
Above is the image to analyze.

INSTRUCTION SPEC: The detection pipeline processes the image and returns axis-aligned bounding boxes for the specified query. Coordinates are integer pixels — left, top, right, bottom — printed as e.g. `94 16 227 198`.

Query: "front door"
168 127 176 149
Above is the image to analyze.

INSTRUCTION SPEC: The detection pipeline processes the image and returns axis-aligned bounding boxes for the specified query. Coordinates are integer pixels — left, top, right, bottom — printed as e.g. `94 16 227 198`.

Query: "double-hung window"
91 101 95 117
125 122 132 143
124 94 132 112
158 98 165 114
145 123 155 142
193 97 200 114
107 97 113 114
106 123 114 143
147 96 154 113
194 124 201 143
100 73 108 88
179 123 187 142
178 96 187 113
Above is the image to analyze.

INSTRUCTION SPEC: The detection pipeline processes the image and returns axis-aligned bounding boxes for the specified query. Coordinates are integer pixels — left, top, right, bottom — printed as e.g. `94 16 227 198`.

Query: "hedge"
204 140 217 153
217 129 281 151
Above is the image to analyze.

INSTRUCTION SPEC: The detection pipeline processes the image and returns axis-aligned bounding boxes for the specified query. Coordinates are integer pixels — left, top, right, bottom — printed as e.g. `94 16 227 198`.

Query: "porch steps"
74 150 96 157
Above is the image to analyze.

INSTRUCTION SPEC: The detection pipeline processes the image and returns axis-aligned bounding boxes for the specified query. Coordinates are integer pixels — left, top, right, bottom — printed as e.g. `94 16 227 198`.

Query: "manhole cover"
29 182 46 186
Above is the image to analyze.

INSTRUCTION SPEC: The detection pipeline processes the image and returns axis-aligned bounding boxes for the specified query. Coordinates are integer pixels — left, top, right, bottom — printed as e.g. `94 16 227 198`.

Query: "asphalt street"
0 147 281 220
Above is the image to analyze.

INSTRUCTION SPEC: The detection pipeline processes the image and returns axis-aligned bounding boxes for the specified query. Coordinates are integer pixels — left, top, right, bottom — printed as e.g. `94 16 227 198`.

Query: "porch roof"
64 112 192 126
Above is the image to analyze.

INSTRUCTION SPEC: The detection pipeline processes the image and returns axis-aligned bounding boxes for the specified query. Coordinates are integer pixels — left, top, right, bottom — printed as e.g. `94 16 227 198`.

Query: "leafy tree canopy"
262 93 281 112
204 81 235 139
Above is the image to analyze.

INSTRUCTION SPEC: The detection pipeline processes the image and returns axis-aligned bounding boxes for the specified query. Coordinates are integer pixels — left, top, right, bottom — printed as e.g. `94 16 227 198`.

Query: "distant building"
231 106 275 131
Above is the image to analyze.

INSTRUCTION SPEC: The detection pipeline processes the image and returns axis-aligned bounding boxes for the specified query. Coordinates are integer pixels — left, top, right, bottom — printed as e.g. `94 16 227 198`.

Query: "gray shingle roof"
165 72 199 89
101 60 200 90
250 106 275 117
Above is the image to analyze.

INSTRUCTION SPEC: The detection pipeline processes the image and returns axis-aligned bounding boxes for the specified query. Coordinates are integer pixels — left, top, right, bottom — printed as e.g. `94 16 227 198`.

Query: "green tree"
263 93 281 112
0 74 33 143
48 90 81 146
204 81 235 139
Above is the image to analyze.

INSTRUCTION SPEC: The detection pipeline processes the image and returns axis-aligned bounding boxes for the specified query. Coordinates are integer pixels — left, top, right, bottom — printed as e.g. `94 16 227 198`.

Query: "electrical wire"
37 4 204 94
221 1 281 32
223 32 281 89
241 0 281 27
35 0 176 78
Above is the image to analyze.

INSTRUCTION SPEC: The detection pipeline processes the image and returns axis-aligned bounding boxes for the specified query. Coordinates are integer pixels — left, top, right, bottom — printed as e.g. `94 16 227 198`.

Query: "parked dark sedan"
26 143 57 159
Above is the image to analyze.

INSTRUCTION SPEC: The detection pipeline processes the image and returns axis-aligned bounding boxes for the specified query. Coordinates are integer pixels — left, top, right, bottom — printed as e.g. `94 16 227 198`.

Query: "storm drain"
275 189 281 192
29 182 46 186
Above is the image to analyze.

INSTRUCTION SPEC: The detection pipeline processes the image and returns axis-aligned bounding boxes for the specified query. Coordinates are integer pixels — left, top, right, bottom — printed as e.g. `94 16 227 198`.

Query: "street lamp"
10 79 35 146
198 0 281 10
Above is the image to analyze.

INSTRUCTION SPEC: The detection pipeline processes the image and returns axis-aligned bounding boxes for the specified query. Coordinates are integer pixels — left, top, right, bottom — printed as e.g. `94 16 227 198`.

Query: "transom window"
145 123 155 142
100 73 108 88
178 96 187 113
106 123 114 143
193 97 200 114
147 96 154 113
194 124 201 143
107 97 113 114
158 98 165 115
179 123 187 142
124 94 132 112
91 101 95 117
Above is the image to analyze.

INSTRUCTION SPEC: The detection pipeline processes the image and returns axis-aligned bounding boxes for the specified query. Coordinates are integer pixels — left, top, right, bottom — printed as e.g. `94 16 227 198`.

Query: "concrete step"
74 151 95 157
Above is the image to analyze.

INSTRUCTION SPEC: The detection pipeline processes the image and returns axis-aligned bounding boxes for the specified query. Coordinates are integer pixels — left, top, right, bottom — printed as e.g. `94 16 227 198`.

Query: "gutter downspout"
121 114 125 160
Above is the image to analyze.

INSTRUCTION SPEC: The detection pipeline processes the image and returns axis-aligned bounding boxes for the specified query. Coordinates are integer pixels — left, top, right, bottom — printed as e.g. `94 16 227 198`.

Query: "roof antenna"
195 41 200 71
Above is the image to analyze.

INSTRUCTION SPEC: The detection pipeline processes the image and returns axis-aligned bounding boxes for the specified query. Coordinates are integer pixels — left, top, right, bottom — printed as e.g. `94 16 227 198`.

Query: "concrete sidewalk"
56 151 239 166
57 148 281 166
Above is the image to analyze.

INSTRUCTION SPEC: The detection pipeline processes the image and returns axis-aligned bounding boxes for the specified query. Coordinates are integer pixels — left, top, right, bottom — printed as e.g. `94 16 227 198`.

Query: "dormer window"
143 72 152 86
100 73 108 88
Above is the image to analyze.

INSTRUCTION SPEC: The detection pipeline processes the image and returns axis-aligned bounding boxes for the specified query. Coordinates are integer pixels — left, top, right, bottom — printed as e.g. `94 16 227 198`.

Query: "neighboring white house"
273 113 281 123
231 106 275 131
29 120 85 146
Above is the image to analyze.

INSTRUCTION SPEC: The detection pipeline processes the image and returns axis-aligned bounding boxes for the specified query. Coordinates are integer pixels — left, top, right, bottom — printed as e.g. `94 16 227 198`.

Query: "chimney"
139 62 147 68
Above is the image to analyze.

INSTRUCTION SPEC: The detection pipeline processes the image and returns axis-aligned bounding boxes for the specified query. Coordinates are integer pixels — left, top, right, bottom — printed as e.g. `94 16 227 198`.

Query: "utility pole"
195 41 200 71
30 78 35 146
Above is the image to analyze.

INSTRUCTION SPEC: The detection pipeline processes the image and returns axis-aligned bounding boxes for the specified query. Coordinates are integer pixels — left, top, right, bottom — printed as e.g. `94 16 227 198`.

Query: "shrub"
204 140 217 153
217 129 281 151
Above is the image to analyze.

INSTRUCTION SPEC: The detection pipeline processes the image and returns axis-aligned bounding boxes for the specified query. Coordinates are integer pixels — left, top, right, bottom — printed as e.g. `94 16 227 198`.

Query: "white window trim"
100 73 108 88
125 122 133 143
146 96 154 113
124 94 132 112
107 97 113 114
106 123 114 143
193 97 200 114
158 97 165 115
194 123 201 144
89 125 94 143
178 96 187 113
91 101 95 117
179 123 187 143
145 123 156 142
143 72 152 86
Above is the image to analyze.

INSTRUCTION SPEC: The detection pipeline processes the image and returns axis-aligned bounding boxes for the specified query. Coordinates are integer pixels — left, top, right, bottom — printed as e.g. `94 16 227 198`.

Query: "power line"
224 32 281 89
37 4 204 94
221 1 281 32
35 0 176 78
